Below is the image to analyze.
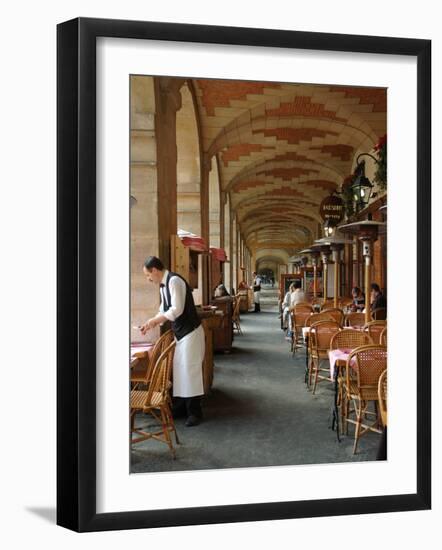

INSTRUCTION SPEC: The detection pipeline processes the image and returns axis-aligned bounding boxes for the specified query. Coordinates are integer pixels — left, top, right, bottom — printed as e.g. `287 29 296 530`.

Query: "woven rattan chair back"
347 344 387 389
371 307 387 320
339 297 354 309
378 369 387 426
293 302 313 312
293 309 313 331
364 321 387 344
305 311 333 327
380 326 387 346
319 307 344 326
310 320 341 355
330 329 372 350
145 341 176 403
131 329 174 386
344 311 366 328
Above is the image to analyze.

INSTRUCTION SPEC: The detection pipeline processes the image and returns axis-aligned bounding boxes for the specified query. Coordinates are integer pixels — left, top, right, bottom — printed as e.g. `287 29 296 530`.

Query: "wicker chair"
309 320 341 393
291 303 314 353
372 307 387 320
380 326 387 346
378 369 387 427
305 311 333 327
293 301 313 310
344 311 366 328
364 320 387 344
320 307 344 326
343 344 387 453
339 297 354 310
329 330 373 429
131 330 174 388
232 295 242 334
320 298 335 310
130 341 179 458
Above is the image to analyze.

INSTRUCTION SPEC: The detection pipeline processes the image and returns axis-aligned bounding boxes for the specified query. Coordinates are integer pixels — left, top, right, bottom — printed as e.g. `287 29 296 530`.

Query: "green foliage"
341 176 355 219
374 135 387 191
374 144 387 190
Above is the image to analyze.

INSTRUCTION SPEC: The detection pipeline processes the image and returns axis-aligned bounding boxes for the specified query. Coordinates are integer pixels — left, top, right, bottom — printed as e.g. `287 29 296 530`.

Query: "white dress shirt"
290 288 307 307
159 270 186 322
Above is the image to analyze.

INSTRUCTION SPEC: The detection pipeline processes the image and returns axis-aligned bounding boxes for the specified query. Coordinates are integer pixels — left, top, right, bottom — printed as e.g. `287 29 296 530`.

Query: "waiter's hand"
140 318 158 335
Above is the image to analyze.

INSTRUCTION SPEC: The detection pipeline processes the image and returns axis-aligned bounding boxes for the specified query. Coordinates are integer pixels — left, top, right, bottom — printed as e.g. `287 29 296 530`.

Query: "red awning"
180 235 207 252
210 247 227 262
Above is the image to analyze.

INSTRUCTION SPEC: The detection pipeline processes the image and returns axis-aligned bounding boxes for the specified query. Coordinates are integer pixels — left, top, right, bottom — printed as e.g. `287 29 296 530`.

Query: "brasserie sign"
319 194 344 222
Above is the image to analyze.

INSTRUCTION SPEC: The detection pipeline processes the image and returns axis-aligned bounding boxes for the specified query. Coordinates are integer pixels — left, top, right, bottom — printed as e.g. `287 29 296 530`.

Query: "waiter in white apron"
140 256 205 427
252 271 262 312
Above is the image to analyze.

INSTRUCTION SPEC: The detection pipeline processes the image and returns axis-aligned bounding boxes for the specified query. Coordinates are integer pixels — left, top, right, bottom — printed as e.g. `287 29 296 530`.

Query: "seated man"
290 279 307 308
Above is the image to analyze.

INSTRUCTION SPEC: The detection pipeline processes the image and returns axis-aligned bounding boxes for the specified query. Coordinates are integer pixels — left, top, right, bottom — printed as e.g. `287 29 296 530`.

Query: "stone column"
200 153 211 304
220 191 225 250
154 77 183 264
229 211 234 294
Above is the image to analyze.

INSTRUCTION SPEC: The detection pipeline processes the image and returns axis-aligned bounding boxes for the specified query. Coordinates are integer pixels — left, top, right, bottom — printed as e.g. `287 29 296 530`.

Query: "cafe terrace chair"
371 307 387 320
232 295 243 335
363 320 387 344
378 369 388 427
339 297 354 310
344 311 366 328
329 330 373 429
305 311 334 327
309 320 341 394
303 312 334 384
130 341 179 458
319 307 344 327
130 329 174 388
380 326 387 346
343 344 387 454
291 303 314 353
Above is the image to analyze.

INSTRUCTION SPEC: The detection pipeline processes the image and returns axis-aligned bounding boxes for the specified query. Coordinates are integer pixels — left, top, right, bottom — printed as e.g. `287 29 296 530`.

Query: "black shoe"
185 415 201 427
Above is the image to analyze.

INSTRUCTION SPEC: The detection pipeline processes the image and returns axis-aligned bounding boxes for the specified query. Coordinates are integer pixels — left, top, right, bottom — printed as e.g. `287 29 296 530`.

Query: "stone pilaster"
154 77 183 264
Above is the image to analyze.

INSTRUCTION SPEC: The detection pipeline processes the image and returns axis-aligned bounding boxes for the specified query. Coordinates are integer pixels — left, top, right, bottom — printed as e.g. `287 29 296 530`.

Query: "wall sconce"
351 153 376 212
323 218 336 238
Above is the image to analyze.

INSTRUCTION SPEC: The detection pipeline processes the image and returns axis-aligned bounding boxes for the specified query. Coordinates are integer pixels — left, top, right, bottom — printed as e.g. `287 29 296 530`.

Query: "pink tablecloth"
328 349 354 379
130 342 154 367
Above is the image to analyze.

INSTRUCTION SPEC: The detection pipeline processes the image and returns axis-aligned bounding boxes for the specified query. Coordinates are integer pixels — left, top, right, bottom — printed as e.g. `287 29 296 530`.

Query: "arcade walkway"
131 290 380 473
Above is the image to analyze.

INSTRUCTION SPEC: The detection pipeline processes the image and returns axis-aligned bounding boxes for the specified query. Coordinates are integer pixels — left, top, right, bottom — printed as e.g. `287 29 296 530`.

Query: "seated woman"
351 286 365 311
370 283 387 311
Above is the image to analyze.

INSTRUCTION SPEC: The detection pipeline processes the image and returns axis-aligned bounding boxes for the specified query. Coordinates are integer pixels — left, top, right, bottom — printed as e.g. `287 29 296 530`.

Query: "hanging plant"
341 174 355 219
373 134 387 190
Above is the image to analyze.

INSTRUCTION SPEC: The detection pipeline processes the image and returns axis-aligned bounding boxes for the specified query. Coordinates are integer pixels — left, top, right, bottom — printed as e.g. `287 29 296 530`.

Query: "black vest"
162 272 201 341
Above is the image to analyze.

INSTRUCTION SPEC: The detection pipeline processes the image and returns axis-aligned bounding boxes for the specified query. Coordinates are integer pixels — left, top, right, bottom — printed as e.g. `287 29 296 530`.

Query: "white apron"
172 324 205 397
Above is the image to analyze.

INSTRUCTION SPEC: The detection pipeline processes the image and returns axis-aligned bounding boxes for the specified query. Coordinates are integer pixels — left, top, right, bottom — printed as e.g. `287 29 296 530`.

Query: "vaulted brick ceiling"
193 79 386 255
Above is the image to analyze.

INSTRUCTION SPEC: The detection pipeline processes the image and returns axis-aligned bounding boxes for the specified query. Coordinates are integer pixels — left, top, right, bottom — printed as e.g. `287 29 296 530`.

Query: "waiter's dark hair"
294 279 302 289
371 283 381 293
143 256 164 271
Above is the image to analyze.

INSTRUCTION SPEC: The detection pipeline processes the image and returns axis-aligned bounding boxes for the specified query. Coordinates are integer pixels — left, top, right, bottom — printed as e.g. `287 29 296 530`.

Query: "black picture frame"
57 17 431 532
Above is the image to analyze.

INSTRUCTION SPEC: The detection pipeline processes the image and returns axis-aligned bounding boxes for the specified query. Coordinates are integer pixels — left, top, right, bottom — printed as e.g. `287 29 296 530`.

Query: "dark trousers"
173 396 203 418
254 302 261 312
376 427 387 460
